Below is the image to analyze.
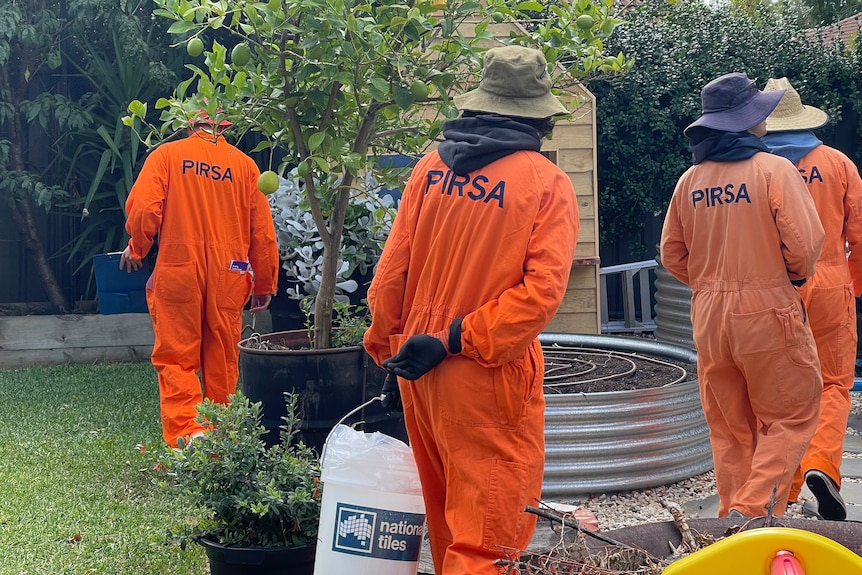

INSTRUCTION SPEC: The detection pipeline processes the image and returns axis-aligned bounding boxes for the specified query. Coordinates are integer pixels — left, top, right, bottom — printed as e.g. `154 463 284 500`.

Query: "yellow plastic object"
662 527 862 575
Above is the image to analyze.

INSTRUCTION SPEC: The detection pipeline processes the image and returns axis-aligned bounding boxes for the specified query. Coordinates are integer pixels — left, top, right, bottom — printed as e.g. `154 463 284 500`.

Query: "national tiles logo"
333 504 377 555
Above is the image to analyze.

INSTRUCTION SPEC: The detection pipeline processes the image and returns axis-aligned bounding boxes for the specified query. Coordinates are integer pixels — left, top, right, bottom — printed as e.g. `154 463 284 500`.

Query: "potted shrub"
152 391 321 575
124 0 628 350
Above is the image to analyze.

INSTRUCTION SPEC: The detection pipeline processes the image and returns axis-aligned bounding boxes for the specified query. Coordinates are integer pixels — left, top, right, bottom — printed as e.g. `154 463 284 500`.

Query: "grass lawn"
0 362 207 575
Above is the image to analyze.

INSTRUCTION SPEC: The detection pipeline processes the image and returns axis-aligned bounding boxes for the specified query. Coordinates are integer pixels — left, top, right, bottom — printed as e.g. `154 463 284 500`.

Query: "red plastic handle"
770 550 805 575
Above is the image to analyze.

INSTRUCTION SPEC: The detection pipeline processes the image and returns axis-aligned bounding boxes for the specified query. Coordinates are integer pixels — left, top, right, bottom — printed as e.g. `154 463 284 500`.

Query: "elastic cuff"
448 318 463 354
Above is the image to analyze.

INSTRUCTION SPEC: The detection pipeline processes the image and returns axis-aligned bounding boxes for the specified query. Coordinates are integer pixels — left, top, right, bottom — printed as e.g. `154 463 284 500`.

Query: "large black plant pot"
238 330 408 454
198 539 315 575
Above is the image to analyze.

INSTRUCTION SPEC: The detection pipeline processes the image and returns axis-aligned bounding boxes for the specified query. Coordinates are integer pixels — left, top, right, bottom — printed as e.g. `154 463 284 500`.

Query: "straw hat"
453 46 569 119
684 73 784 136
763 77 829 132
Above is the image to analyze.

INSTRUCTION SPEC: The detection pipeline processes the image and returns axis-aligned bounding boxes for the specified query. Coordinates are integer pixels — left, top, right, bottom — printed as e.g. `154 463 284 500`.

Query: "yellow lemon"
257 170 279 195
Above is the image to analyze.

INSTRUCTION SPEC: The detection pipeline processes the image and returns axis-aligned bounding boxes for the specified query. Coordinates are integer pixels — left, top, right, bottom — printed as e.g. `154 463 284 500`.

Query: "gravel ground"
569 391 862 531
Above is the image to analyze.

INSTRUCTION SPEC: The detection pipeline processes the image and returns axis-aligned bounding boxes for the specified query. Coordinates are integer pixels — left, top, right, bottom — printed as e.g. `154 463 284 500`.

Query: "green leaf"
393 87 415 110
167 20 196 34
128 100 147 118
307 132 325 152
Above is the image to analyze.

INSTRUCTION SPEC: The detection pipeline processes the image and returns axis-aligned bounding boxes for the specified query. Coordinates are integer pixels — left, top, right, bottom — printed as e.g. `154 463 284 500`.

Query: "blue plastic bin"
93 253 150 314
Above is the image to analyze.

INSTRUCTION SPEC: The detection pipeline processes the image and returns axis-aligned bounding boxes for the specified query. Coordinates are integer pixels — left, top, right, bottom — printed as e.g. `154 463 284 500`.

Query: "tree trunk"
8 196 70 313
1 63 71 313
313 182 351 350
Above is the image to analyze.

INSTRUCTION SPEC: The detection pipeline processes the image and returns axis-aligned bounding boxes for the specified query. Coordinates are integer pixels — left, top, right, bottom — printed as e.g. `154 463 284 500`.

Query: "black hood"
438 114 542 176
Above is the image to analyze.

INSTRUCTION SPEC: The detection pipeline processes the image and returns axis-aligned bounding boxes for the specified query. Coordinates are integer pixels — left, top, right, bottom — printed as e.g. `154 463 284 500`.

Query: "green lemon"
186 37 204 57
410 80 430 101
491 12 505 23
257 170 279 195
296 161 310 177
576 14 595 30
231 43 252 67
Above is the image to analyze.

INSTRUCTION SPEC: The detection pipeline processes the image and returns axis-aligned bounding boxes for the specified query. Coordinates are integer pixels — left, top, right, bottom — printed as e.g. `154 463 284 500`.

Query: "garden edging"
0 310 271 369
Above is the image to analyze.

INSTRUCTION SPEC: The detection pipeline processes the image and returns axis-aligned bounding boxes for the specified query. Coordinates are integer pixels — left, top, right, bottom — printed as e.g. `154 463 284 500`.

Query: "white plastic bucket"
313 424 426 575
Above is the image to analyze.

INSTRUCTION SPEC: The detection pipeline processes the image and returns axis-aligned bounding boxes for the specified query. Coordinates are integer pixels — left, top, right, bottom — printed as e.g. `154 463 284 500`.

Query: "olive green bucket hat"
453 45 569 119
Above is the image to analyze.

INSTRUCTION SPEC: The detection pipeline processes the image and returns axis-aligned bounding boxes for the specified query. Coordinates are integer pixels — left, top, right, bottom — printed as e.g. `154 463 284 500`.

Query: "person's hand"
119 245 142 272
383 334 448 380
380 372 402 412
249 293 272 313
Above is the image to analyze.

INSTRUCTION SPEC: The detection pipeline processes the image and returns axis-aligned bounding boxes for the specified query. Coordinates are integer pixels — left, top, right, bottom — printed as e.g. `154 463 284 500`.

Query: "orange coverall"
364 150 578 574
660 151 825 517
781 145 862 503
125 131 279 447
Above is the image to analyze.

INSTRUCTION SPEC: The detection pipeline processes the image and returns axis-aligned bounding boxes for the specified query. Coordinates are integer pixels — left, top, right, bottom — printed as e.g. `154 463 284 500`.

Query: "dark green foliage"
55 1 184 275
588 0 862 256
152 392 322 548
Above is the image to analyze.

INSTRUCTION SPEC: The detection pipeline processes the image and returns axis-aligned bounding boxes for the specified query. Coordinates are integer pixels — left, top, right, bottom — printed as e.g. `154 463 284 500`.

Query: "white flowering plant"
268 169 396 309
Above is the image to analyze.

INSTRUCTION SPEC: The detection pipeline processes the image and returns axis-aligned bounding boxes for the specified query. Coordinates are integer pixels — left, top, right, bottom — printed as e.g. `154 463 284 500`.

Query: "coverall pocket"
438 359 528 430
216 267 253 311
155 262 198 305
482 459 528 551
728 305 802 355
805 284 856 375
728 304 817 369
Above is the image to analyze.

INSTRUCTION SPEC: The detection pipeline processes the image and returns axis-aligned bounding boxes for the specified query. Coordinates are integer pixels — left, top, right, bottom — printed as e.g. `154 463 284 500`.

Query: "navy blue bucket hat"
684 73 785 136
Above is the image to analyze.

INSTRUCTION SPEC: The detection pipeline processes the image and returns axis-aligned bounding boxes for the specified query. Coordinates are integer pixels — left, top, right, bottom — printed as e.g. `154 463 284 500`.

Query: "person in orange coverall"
363 46 579 574
660 73 825 519
119 112 279 448
762 77 862 521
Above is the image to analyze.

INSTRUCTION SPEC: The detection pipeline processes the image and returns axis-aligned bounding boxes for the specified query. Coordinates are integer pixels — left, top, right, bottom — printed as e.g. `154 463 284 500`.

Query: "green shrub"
152 391 322 548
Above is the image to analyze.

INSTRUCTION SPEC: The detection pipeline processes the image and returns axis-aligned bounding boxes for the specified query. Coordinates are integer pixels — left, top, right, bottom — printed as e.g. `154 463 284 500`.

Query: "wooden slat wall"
0 310 272 369
545 92 600 334
0 314 154 369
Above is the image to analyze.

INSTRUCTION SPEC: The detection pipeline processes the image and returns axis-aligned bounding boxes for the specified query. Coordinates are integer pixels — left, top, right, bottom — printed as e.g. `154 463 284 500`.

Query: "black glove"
381 372 402 412
383 334 447 380
382 319 463 381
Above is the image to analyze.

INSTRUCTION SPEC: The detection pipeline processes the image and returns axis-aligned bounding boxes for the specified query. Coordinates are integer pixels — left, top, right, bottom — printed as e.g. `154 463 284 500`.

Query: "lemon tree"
130 0 630 348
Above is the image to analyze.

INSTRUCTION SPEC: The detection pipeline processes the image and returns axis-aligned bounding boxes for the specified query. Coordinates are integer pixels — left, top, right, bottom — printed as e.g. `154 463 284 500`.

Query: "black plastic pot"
198 538 315 575
238 330 408 454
